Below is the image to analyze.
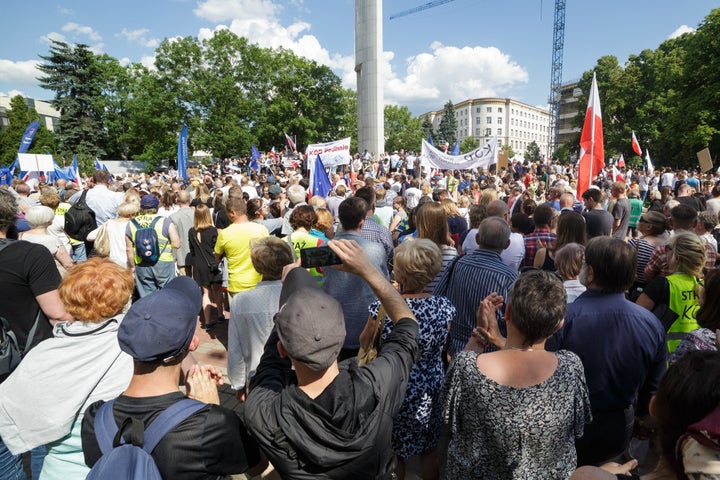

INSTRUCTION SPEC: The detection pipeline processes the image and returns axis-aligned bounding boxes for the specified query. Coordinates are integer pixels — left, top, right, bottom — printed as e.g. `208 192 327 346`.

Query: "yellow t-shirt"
215 221 269 293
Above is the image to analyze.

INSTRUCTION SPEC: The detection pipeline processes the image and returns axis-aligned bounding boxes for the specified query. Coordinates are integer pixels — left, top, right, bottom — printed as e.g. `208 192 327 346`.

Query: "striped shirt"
434 249 518 357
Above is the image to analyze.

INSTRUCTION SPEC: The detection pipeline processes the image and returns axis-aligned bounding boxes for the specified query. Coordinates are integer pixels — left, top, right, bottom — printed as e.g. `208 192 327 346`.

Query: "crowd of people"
0 151 719 479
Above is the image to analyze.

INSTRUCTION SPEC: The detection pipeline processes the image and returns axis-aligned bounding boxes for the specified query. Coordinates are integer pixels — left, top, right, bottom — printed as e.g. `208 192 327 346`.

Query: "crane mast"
548 0 566 158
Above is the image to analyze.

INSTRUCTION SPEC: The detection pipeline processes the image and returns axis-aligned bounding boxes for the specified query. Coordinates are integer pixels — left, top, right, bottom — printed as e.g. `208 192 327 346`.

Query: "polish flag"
631 131 642 156
576 72 604 200
269 146 276 160
617 154 625 168
284 133 296 151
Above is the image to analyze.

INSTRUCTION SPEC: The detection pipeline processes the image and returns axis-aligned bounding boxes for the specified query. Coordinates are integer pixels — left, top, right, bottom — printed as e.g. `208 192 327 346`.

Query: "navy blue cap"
118 277 202 363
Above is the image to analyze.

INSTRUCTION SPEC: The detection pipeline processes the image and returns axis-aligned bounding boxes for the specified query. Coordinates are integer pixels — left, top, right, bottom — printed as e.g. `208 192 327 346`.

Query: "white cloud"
62 22 102 42
668 25 696 39
118 28 160 48
0 89 26 98
385 43 528 111
193 0 281 22
40 31 67 44
0 60 41 85
118 57 132 67
140 54 156 70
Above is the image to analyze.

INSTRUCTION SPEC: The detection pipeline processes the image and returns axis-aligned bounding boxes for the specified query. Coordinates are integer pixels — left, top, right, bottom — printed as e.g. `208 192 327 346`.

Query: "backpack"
131 217 167 266
87 398 205 480
64 189 97 241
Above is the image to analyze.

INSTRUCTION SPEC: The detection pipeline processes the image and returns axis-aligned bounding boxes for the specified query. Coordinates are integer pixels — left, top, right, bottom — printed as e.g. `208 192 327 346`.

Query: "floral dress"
368 295 456 458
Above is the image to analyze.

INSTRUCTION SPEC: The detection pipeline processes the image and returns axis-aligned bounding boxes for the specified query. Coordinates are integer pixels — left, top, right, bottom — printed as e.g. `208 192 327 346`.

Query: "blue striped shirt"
434 249 518 357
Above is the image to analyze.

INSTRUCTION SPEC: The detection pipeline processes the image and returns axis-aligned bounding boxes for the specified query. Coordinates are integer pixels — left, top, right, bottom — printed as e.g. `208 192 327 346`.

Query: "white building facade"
0 95 60 132
421 97 551 157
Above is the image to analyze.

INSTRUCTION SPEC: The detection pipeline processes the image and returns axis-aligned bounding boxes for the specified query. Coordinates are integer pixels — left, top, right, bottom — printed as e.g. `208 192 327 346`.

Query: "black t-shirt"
82 392 255 480
0 239 60 351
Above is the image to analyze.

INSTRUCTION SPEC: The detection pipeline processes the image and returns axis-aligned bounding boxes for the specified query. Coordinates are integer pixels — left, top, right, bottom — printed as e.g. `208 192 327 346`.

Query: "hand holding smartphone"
300 245 343 269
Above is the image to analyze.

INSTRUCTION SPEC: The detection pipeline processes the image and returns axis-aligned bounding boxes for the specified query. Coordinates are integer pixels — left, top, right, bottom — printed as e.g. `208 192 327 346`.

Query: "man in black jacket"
245 239 419 479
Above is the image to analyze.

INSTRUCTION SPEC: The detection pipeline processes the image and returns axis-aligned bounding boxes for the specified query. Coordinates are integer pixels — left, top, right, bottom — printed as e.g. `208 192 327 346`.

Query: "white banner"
305 137 351 167
17 153 55 172
420 138 498 171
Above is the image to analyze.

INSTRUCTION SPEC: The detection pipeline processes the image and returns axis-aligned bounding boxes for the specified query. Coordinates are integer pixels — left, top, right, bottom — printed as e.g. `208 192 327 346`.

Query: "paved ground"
193 318 281 480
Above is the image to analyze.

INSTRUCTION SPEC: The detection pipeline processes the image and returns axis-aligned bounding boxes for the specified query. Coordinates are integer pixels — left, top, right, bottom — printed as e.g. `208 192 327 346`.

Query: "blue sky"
0 0 714 115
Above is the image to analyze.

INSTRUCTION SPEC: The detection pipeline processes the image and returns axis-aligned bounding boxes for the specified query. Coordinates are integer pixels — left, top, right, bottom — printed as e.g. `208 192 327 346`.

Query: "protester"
362 239 455 478
0 258 134 479
21 205 74 275
188 204 224 328
442 270 591 479
228 237 294 399
636 231 706 354
546 236 666 466
81 277 259 478
670 268 720 363
554 243 587 303
245 239 419 479
435 217 518 358
126 193 181 297
415 201 457 292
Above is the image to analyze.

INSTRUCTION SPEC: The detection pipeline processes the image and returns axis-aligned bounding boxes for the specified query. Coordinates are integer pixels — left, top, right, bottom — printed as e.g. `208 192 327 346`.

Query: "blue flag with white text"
312 154 332 198
18 121 40 153
177 125 188 181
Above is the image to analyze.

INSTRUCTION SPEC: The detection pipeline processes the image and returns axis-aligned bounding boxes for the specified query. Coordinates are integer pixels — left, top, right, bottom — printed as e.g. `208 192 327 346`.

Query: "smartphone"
300 245 343 269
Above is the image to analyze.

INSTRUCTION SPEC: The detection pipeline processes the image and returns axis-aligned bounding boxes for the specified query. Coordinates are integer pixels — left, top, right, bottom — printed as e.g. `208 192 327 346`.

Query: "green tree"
460 136 477 154
500 143 515 159
421 117 434 140
37 40 106 158
384 105 423 153
338 89 357 153
525 141 541 162
552 144 570 164
437 100 457 146
0 95 56 165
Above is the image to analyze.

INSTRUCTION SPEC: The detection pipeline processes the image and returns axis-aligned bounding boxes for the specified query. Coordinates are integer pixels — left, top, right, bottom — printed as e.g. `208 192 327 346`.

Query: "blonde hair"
670 232 706 277
25 206 55 228
394 238 442 293
441 198 460 217
59 258 133 322
193 204 214 231
118 201 140 219
479 189 498 206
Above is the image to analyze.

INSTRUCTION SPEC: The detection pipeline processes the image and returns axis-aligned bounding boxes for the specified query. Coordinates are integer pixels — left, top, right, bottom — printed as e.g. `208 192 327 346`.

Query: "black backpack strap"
142 399 205 453
78 188 89 205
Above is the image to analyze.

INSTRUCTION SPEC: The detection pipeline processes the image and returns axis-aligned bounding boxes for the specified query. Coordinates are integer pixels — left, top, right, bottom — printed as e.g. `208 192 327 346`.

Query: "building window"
497 128 502 136
486 116 492 124
476 128 481 135
497 118 502 125
498 107 503 113
487 107 492 113
476 117 481 124
485 128 492 136
476 107 480 113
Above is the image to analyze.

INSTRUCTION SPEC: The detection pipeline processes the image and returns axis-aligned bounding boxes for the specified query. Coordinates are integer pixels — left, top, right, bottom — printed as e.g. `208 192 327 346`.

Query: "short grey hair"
287 184 306 205
25 205 55 228
477 217 510 250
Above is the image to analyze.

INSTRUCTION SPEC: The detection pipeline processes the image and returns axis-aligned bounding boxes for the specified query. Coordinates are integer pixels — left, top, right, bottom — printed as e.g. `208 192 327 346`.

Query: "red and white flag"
576 72 604 200
284 133 296 151
269 146 277 160
617 154 625 168
631 131 642 156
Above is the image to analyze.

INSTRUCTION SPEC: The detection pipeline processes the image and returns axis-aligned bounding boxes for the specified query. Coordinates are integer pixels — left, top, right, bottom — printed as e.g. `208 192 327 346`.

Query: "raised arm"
328 239 416 324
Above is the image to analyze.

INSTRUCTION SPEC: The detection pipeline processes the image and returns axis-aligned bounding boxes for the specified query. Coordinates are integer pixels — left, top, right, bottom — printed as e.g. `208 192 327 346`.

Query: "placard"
17 153 55 172
697 148 713 172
